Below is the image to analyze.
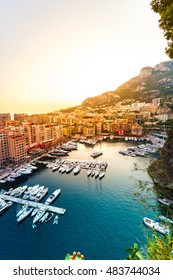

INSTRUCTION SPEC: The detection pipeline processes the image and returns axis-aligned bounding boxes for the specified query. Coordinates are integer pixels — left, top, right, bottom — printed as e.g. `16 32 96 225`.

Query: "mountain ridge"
81 60 173 107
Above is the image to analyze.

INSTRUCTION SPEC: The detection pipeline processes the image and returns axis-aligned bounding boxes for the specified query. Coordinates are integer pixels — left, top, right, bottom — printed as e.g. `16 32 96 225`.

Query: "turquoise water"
0 141 159 260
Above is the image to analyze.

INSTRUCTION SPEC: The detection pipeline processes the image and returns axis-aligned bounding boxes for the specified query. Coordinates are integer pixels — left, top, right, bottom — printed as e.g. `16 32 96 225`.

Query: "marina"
0 194 66 215
0 141 172 260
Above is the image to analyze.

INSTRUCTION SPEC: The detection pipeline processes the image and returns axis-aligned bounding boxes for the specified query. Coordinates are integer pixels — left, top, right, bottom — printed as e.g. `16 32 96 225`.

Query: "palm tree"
126 243 144 260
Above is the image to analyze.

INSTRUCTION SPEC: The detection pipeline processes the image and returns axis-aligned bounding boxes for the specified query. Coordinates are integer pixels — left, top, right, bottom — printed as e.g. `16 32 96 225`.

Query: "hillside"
82 61 173 107
148 128 173 189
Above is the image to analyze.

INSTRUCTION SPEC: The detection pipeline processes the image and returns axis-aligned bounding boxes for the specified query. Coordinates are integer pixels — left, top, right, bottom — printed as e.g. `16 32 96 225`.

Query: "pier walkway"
0 194 66 215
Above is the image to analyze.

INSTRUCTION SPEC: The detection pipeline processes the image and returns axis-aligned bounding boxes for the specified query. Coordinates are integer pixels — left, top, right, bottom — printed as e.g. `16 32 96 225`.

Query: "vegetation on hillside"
148 128 173 188
82 61 173 108
150 0 173 58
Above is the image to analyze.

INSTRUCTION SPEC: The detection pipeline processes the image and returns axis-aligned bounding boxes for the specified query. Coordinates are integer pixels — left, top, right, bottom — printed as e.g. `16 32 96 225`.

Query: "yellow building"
8 135 27 163
83 126 96 137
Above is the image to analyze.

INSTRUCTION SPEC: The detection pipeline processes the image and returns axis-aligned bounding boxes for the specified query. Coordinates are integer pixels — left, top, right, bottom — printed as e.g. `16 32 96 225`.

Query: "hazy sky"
0 0 169 114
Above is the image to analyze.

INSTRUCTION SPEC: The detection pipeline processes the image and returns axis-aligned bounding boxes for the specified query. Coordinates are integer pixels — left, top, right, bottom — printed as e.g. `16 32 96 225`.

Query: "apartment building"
8 135 27 163
0 129 8 164
83 125 96 137
0 113 11 122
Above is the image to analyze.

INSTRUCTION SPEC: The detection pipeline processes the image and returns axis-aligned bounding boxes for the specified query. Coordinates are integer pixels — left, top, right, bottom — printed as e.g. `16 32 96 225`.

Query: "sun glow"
0 0 168 114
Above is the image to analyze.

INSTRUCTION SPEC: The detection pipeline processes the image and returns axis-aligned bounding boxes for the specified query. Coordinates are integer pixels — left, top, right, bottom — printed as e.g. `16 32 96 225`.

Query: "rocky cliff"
148 128 173 189
82 61 173 107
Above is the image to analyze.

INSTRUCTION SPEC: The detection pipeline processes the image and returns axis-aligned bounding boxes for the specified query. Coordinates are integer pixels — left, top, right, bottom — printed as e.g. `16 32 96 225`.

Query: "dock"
0 194 66 215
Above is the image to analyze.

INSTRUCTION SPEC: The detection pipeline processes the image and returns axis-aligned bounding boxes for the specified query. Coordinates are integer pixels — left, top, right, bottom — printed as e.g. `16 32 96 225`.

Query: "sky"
0 0 169 114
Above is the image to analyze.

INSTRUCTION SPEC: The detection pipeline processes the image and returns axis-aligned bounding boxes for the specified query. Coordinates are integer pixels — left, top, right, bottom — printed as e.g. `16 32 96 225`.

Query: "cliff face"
148 129 173 189
82 61 173 107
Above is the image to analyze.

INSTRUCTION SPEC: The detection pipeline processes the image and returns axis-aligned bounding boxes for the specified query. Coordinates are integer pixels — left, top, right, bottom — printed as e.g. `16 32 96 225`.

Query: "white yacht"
10 185 28 197
31 207 38 217
33 208 46 224
17 206 33 222
95 170 100 179
52 164 60 172
18 168 32 175
0 199 12 214
35 187 48 201
73 166 81 175
66 166 73 174
26 164 37 170
0 179 6 183
39 212 49 223
45 189 61 205
91 151 103 158
99 171 105 180
143 217 170 235
87 169 92 177
53 215 59 224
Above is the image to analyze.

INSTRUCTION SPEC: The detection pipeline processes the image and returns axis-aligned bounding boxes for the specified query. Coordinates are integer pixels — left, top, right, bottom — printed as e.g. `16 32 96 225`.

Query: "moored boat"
143 217 170 235
73 166 81 175
17 206 33 222
53 214 59 224
87 169 92 177
0 179 6 183
33 208 47 224
158 198 173 207
45 189 61 205
52 164 60 172
91 151 103 158
0 198 12 214
39 212 49 223
159 215 173 224
45 212 54 223
99 171 105 180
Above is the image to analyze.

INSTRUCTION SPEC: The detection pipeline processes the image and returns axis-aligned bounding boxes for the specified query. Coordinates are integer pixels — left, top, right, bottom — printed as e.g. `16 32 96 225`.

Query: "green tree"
150 0 173 58
126 243 144 260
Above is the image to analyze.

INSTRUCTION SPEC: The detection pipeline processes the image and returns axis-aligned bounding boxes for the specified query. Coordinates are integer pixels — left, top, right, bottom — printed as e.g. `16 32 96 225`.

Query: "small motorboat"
53 215 59 224
158 198 173 207
143 217 170 235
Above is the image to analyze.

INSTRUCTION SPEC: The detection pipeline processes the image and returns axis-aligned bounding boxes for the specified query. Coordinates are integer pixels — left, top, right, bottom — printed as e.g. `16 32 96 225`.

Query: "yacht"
26 163 37 170
35 187 48 201
39 212 49 223
10 185 28 197
87 169 92 177
6 177 15 182
33 208 47 224
61 166 67 174
0 199 12 214
66 166 73 174
45 212 54 223
52 164 60 172
143 217 170 235
159 215 173 224
17 206 33 222
53 215 59 224
45 189 61 205
10 172 21 179
16 205 28 218
18 168 32 175
91 151 103 158
0 179 6 183
73 166 81 175
95 170 100 179
31 207 38 217
158 198 173 207
99 171 105 180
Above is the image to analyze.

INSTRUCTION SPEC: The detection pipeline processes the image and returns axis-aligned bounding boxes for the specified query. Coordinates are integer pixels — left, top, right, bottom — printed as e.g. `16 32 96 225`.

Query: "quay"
0 194 66 215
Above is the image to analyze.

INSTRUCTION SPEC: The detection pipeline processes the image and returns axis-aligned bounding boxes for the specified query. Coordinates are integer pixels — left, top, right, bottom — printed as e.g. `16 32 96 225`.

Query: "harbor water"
0 141 160 260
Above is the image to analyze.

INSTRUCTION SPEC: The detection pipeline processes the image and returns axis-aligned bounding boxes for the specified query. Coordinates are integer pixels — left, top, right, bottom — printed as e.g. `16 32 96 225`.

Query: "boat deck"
0 194 66 215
